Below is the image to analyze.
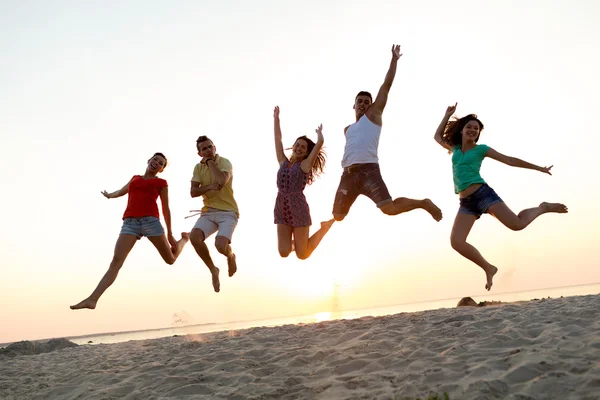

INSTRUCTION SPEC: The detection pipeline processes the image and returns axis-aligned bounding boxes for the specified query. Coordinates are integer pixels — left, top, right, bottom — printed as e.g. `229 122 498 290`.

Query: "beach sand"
1 294 599 399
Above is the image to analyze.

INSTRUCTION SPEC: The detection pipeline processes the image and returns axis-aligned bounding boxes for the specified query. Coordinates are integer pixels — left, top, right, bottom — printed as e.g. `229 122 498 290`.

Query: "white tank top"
341 115 381 167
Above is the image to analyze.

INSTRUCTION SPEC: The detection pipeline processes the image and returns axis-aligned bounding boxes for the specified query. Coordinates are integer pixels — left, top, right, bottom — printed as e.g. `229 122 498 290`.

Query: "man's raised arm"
371 44 403 116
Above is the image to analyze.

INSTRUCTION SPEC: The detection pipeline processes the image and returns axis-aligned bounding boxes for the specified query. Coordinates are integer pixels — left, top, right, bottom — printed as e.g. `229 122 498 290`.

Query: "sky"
1 0 599 344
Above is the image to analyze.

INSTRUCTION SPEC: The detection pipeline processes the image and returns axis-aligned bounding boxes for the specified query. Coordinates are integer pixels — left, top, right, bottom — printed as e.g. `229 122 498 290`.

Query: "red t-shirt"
122 175 168 219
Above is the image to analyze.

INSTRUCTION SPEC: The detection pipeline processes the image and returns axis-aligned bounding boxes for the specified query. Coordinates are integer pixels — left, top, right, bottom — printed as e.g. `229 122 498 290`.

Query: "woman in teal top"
434 103 568 291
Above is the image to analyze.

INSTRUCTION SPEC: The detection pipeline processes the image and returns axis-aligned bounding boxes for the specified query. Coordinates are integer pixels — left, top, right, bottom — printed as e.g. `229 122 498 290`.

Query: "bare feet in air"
227 253 237 277
540 202 568 214
210 267 220 293
321 218 335 232
485 265 498 291
70 298 97 310
423 199 443 221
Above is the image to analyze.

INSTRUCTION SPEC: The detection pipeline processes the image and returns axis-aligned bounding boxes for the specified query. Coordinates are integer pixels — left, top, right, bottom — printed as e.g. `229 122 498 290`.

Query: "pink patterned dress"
274 160 312 227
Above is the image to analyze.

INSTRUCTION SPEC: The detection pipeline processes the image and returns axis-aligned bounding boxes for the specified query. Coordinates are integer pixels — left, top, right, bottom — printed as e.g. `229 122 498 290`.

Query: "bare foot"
540 202 568 214
485 265 498 291
181 232 190 241
210 267 220 293
320 218 335 233
423 199 443 221
70 298 97 310
227 253 237 277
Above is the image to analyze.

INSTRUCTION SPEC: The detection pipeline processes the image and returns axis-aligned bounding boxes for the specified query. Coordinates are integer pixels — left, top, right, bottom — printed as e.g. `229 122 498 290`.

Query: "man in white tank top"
332 44 443 222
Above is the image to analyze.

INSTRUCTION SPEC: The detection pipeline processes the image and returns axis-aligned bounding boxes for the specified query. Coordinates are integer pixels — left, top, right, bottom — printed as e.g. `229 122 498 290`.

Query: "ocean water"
59 282 600 346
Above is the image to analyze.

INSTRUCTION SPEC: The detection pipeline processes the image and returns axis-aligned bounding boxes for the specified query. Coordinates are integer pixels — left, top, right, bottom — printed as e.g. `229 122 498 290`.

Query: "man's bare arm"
371 44 403 116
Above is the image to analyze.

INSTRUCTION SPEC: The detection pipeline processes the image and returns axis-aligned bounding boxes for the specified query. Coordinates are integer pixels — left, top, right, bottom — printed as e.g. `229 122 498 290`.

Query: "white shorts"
193 209 238 242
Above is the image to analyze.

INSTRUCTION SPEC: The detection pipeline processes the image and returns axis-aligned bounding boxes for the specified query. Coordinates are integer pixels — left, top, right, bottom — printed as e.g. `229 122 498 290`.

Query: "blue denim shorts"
458 184 503 218
120 216 165 239
333 163 392 216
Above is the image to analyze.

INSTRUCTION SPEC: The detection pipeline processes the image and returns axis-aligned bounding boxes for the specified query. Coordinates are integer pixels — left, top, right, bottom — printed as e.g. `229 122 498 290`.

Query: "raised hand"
540 165 553 175
315 124 323 141
101 190 111 199
273 105 280 119
391 44 403 60
445 102 457 118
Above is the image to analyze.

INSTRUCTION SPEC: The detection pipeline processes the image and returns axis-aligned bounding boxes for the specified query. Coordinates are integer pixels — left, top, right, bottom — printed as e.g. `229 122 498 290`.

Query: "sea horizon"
3 281 599 348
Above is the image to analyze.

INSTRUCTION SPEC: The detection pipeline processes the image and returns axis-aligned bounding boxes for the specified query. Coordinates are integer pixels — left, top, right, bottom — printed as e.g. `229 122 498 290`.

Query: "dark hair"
355 91 373 102
152 152 168 168
290 136 326 185
196 135 213 151
442 114 484 147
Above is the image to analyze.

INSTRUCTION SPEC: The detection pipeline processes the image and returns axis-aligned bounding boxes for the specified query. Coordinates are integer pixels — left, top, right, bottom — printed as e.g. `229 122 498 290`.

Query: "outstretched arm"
101 178 132 199
273 106 287 166
371 44 403 116
486 149 553 175
434 103 457 151
301 124 324 174
159 186 177 248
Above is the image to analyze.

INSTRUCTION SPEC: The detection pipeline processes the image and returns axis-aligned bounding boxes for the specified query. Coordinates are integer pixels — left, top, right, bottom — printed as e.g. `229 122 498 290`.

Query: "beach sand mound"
0 338 78 358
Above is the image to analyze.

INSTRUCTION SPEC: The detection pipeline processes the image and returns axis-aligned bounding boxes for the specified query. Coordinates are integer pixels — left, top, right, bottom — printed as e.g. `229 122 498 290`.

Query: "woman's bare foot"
485 265 498 291
422 199 443 221
540 202 568 214
70 298 97 310
227 253 237 277
210 267 220 293
320 218 335 233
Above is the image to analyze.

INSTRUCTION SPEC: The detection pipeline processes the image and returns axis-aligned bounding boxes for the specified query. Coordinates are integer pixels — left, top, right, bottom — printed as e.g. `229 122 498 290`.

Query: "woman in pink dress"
273 106 334 259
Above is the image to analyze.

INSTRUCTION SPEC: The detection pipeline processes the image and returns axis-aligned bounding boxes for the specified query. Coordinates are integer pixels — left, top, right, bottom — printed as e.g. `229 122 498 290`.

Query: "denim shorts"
332 163 392 216
193 208 239 242
458 184 503 218
120 216 165 239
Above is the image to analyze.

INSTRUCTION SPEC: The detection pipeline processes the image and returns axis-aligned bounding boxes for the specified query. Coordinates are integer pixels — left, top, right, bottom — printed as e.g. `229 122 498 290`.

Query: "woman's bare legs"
488 201 568 231
148 233 189 264
70 234 138 310
293 219 335 260
277 224 294 257
450 213 498 291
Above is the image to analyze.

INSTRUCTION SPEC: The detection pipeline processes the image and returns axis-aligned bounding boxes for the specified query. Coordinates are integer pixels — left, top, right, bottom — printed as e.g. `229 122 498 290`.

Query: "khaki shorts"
193 209 238 242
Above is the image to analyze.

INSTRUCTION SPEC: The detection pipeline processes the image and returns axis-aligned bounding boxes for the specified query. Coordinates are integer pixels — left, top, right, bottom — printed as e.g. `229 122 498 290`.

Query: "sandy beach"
1 294 599 400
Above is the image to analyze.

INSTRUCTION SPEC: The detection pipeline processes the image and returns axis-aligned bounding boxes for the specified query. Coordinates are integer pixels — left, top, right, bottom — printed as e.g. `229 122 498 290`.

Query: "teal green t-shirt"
452 144 490 194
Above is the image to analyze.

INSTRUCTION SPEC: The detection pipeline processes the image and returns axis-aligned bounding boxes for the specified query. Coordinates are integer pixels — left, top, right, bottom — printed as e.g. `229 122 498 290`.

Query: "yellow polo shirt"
191 155 239 216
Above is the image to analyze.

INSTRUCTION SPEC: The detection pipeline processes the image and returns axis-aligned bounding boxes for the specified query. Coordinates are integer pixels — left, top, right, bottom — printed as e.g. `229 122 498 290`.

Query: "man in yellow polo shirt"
189 135 239 293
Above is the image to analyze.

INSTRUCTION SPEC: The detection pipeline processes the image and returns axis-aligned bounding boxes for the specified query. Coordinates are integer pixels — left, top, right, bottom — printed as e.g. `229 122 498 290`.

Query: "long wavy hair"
442 114 485 148
288 136 326 185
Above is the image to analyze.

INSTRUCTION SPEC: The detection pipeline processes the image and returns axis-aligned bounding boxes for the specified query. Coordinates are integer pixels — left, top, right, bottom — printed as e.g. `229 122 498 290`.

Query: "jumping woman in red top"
70 153 189 310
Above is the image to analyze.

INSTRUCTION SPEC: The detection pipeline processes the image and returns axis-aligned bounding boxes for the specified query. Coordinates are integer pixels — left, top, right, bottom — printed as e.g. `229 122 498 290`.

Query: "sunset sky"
1 0 599 344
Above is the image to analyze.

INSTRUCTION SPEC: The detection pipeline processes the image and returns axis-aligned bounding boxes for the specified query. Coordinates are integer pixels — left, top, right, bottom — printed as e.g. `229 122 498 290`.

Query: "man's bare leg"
190 228 220 292
380 197 443 221
215 236 236 277
70 234 138 310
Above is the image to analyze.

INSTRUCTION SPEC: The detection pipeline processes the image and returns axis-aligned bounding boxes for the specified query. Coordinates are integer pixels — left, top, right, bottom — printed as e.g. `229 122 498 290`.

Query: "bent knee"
190 229 205 244
507 222 526 231
295 251 310 260
165 258 176 266
214 238 230 254
279 248 291 258
450 237 465 251
333 213 346 222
